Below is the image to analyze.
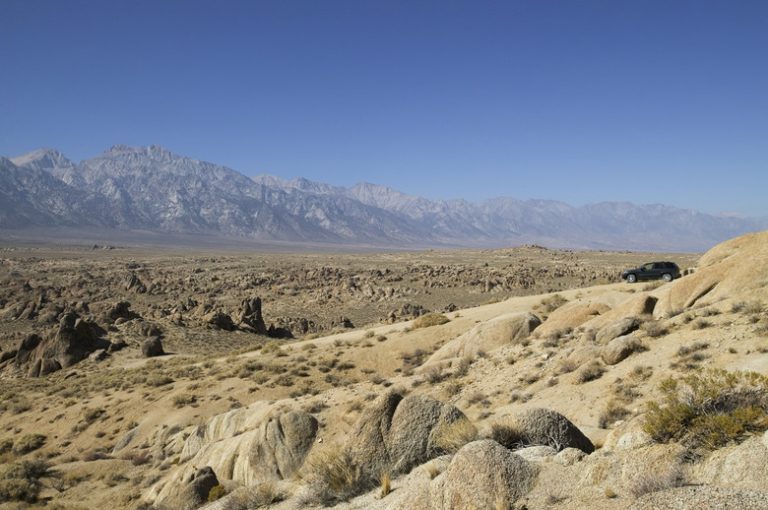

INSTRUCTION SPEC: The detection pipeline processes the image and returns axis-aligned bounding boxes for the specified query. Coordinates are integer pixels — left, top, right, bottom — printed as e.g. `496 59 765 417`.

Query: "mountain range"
1 145 764 251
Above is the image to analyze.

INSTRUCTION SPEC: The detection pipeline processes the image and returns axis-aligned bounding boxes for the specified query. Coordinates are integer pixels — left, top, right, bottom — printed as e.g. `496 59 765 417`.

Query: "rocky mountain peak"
11 148 75 171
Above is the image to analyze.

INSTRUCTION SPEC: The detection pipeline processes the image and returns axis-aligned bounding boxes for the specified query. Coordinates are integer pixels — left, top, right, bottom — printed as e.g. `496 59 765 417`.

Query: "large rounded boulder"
429 440 538 510
512 408 594 454
422 312 540 368
347 391 474 478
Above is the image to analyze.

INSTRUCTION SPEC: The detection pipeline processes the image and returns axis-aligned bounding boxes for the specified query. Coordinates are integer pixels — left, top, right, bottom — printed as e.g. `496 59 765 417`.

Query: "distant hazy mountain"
2 145 765 251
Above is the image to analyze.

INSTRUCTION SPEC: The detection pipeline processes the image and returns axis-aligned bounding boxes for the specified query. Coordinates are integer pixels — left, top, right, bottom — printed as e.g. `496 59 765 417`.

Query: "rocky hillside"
2 145 765 250
0 231 767 509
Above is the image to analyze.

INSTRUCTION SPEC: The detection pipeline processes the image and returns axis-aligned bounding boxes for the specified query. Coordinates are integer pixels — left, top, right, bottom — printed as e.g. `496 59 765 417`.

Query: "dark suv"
621 261 681 283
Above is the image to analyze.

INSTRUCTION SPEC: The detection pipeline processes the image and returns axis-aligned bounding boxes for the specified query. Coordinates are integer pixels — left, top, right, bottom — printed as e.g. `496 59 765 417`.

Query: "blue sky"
1 1 767 216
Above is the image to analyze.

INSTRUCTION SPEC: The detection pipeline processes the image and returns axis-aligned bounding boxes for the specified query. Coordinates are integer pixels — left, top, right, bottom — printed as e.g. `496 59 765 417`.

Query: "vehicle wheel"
662 273 672 282
627 274 637 283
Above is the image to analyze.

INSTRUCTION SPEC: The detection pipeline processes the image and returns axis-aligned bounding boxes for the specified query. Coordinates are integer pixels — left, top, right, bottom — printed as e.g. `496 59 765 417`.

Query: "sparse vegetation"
627 463 684 498
0 459 49 503
537 294 568 315
412 313 450 329
301 445 373 505
11 434 46 455
223 482 285 509
644 369 768 451
599 400 631 428
575 361 605 384
432 418 478 454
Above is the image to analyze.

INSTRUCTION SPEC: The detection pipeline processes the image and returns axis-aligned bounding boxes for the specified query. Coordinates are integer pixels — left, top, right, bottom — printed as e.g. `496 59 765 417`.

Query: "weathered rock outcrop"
656 231 768 316
238 297 267 334
595 317 641 345
141 337 164 357
427 440 538 510
601 334 645 365
16 313 109 376
347 392 474 478
422 312 540 367
151 404 317 507
161 466 219 510
511 408 594 453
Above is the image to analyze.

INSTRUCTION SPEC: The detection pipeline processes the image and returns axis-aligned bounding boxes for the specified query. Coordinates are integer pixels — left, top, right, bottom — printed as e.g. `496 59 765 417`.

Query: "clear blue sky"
2 1 767 216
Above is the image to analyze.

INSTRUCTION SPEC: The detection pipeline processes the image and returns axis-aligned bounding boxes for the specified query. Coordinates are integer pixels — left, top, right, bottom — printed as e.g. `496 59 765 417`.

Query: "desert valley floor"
1 234 768 510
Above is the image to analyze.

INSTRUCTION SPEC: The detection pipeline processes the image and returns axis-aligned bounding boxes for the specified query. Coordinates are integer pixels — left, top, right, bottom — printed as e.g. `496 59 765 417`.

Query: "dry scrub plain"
3 236 768 510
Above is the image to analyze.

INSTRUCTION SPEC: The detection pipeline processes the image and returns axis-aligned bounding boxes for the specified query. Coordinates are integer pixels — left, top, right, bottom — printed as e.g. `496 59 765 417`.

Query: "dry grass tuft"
223 482 285 509
300 444 372 505
432 418 478 454
412 313 450 329
575 361 605 384
627 463 684 498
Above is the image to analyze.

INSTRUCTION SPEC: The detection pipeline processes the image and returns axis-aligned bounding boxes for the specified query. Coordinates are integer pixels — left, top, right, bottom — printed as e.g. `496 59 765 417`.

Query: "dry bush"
223 482 285 509
641 320 668 338
691 318 711 330
538 294 568 313
424 366 446 385
487 423 526 449
556 357 579 374
676 342 709 357
627 463 684 498
172 394 197 408
0 459 49 503
644 369 768 451
412 313 450 329
599 400 631 428
12 435 46 455
575 361 605 384
300 444 373 505
432 418 478 454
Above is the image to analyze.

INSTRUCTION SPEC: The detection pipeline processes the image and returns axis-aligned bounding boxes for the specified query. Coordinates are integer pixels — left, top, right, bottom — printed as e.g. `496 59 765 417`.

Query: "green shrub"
412 313 449 329
207 484 227 502
643 369 768 451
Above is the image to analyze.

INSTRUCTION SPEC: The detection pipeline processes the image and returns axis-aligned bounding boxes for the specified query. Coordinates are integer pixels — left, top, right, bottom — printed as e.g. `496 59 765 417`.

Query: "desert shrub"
643 369 768 451
0 459 49 503
487 423 526 449
207 484 227 502
172 394 197 408
641 320 668 338
300 445 373 505
223 482 285 509
743 301 765 315
146 374 174 387
432 418 477 454
538 294 568 313
691 318 711 330
121 450 151 466
12 434 46 455
0 439 12 455
424 366 446 384
575 361 605 384
412 313 450 329
676 342 709 357
627 462 684 498
599 400 631 429
557 357 579 374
